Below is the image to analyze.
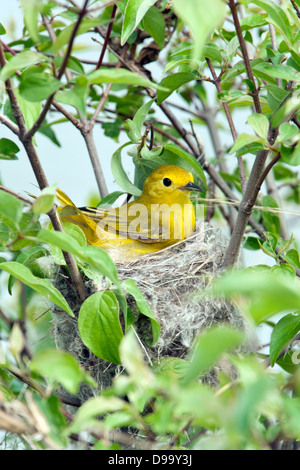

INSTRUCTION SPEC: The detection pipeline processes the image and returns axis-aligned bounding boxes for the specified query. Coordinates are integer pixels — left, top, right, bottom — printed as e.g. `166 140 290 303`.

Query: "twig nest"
51 222 247 403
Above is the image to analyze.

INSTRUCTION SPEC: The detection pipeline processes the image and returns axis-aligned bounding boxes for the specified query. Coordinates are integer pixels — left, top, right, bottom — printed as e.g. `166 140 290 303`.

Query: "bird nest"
50 222 248 403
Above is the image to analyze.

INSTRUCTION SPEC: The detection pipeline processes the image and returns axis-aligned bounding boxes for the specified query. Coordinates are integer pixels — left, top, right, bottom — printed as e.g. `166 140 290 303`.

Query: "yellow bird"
57 165 204 263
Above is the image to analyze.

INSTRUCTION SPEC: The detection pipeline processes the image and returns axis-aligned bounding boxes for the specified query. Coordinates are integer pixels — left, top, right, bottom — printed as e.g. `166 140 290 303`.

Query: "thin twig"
290 0 300 18
0 113 20 136
206 57 247 193
228 0 262 113
25 0 90 141
57 0 90 80
80 124 109 197
95 3 117 70
90 45 128 129
0 186 33 205
256 152 281 190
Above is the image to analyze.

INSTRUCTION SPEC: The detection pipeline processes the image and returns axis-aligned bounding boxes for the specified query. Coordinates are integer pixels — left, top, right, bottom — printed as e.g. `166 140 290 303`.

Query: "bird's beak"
180 181 204 192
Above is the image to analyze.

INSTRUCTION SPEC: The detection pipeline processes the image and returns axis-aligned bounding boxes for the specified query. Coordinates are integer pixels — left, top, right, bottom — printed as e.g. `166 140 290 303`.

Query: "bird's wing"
80 204 167 243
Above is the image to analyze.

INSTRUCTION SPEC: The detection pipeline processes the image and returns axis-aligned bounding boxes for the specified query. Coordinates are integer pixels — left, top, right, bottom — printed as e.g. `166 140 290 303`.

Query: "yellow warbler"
57 165 203 262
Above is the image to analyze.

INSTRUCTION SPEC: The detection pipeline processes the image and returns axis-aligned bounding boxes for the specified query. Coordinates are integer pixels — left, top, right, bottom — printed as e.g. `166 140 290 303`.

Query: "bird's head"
142 165 204 200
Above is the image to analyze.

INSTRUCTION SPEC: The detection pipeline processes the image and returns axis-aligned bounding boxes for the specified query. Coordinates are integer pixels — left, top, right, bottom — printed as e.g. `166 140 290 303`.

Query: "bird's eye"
163 177 172 187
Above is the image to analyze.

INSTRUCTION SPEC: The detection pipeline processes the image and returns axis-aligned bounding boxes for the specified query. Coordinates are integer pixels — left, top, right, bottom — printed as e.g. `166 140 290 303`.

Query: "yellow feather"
57 165 203 262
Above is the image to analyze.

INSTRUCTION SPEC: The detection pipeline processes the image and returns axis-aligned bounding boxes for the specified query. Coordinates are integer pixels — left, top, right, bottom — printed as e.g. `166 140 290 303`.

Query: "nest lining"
50 222 247 402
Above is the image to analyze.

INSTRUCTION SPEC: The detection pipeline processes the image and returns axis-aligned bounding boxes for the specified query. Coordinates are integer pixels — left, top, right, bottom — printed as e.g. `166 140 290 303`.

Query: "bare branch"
80 124 109 198
95 3 117 70
0 113 20 136
0 185 33 205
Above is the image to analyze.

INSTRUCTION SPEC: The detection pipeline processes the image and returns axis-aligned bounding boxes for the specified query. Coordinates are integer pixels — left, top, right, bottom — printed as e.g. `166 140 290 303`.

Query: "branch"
223 123 279 269
228 0 262 114
0 185 33 205
256 152 281 191
0 113 20 136
0 43 87 302
206 57 247 193
80 124 109 198
290 0 300 18
89 45 129 129
57 0 90 80
95 3 117 70
25 0 90 141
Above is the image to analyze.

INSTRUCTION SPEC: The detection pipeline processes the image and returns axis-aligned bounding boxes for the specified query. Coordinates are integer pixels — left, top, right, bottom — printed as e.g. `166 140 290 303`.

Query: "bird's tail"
56 188 103 244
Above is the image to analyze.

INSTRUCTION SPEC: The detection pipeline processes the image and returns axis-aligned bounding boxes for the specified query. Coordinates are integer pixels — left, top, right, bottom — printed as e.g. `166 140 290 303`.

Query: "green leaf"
156 72 196 105
239 13 268 30
47 222 87 265
54 55 85 75
0 51 47 82
19 71 61 102
32 185 57 215
111 142 142 197
122 278 160 344
37 229 120 287
266 84 290 111
0 138 20 160
52 18 109 54
152 356 190 379
243 236 262 251
97 191 126 208
0 190 23 226
183 325 244 384
252 0 294 46
247 113 269 141
212 270 300 323
262 195 280 236
272 95 300 127
88 67 166 91
0 261 74 317
14 88 42 131
225 35 240 60
140 145 164 159
78 291 123 364
56 76 89 116
285 249 300 269
253 63 300 83
202 45 223 64
8 245 49 294
233 374 274 435
229 133 266 156
143 6 165 49
20 0 40 43
123 119 141 143
121 0 157 45
0 23 6 35
66 396 128 435
133 98 155 135
277 122 299 143
172 0 226 61
281 141 300 166
30 348 96 394
270 313 300 366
